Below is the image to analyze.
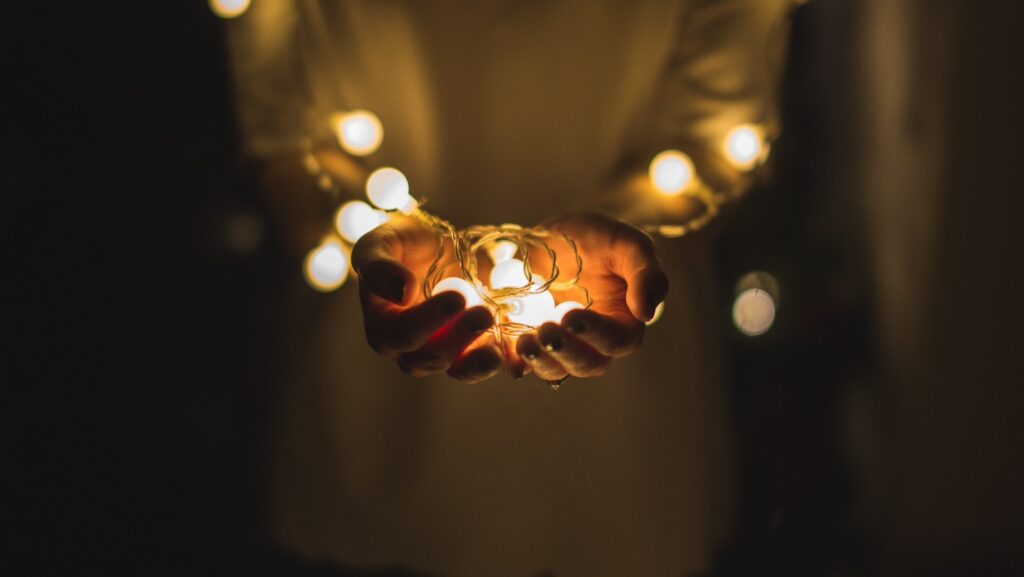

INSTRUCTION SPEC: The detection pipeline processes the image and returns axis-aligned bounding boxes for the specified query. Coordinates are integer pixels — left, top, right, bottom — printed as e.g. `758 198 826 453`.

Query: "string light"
208 0 251 19
724 124 765 170
335 200 388 243
552 300 585 323
299 99 778 368
331 110 383 156
649 150 695 195
366 167 416 213
732 288 775 335
304 238 349 292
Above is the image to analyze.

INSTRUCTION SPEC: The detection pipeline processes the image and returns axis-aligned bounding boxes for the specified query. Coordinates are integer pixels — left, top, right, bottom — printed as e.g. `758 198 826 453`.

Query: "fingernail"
385 277 405 304
541 335 563 352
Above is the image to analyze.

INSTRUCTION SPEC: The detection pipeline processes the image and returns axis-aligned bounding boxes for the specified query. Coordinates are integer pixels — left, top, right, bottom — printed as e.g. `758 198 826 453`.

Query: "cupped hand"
515 213 669 381
351 216 505 383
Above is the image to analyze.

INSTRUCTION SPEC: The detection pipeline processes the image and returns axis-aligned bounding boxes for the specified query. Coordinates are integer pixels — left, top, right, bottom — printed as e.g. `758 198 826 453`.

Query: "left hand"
513 213 669 381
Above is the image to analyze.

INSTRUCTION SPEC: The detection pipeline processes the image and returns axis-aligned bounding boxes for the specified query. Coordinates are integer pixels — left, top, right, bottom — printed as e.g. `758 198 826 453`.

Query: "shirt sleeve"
223 0 322 159
649 0 801 185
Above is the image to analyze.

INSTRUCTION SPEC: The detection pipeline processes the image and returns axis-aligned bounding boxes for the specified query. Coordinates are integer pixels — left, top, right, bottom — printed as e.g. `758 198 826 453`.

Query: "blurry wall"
848 0 1024 574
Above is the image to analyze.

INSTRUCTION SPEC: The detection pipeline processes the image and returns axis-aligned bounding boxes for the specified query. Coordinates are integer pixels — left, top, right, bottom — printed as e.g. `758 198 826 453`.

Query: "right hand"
351 216 505 383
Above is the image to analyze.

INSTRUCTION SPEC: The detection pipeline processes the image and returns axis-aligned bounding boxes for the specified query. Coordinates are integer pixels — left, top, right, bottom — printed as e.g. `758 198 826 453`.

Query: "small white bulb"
724 124 764 170
366 167 411 211
304 240 349 292
733 288 775 335
552 301 585 323
490 258 529 289
487 240 518 265
334 201 387 244
507 289 556 327
209 0 251 18
649 150 695 196
332 110 383 156
432 276 484 308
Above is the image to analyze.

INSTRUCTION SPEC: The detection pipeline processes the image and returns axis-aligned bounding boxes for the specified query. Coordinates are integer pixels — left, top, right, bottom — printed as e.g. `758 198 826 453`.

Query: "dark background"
7 1 1023 576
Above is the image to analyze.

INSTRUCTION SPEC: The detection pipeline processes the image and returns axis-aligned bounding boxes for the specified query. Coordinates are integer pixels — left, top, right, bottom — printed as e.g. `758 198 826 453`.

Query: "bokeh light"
724 124 764 170
332 110 383 156
208 0 251 19
303 239 349 292
649 149 695 196
335 200 387 244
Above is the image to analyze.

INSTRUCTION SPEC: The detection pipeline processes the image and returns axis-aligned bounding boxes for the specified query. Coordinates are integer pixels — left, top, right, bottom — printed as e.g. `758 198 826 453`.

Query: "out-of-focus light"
335 200 387 244
646 301 665 326
732 288 775 336
366 167 411 211
649 150 695 196
332 110 383 156
304 239 349 292
552 301 585 323
209 0 251 19
490 258 530 289
724 124 764 170
432 276 484 308
507 289 556 327
487 240 518 265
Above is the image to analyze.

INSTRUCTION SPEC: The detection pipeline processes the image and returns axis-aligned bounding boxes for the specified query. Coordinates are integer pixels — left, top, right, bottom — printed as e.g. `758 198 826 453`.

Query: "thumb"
609 225 669 322
352 226 416 305
626 266 669 323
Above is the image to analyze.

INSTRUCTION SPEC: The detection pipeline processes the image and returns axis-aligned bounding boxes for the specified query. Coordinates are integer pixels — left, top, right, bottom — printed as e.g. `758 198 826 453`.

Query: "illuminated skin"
515 213 669 381
352 213 668 383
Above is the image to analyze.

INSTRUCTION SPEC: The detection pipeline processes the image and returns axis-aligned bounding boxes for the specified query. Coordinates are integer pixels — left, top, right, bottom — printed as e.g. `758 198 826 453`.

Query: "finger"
504 336 531 379
516 333 568 381
397 307 494 375
447 337 504 383
536 322 610 377
562 309 643 357
352 217 441 305
610 229 669 322
364 290 466 354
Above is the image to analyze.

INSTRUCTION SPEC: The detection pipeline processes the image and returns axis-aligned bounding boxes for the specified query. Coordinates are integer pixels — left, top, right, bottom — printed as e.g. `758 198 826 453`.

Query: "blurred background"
7 1 1023 575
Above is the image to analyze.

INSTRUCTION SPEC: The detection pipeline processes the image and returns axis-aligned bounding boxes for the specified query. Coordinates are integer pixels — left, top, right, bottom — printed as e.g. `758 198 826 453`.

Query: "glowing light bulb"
649 150 695 195
335 200 387 243
490 258 529 289
487 240 518 264
552 301 585 323
732 288 775 336
724 124 764 170
646 301 665 326
507 289 557 327
332 110 383 156
366 167 412 211
209 0 250 18
432 276 484 308
304 239 349 292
